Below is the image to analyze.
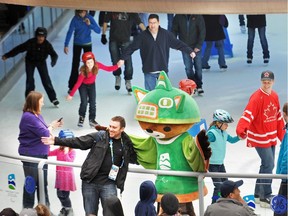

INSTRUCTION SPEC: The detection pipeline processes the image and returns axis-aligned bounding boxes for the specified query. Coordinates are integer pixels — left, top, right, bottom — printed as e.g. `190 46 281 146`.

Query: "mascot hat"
132 71 200 124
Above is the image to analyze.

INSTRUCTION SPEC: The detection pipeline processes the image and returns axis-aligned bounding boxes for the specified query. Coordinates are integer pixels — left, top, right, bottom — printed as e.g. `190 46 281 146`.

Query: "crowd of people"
0 10 286 216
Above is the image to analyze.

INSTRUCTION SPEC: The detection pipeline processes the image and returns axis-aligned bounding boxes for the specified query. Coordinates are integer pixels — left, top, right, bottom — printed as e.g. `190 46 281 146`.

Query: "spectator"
66 51 119 127
64 10 101 94
118 14 196 91
207 109 240 203
104 196 125 216
48 130 76 216
274 102 288 216
0 207 18 216
204 180 257 216
239 15 246 34
101 12 145 94
202 15 228 71
172 14 206 95
34 204 50 216
19 208 37 216
236 71 285 208
246 15 270 64
134 180 157 216
159 193 180 216
18 91 63 208
41 116 138 216
2 27 60 107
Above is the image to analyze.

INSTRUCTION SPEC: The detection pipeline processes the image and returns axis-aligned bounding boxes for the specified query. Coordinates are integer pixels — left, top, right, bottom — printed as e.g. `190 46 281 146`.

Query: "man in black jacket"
2 27 59 107
118 14 196 91
41 116 138 216
172 14 206 95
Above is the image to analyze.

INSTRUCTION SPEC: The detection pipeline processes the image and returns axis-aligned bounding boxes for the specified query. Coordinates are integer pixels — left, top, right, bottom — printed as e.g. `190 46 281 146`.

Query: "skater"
207 109 240 203
2 27 60 107
64 10 101 93
66 52 119 127
49 130 76 216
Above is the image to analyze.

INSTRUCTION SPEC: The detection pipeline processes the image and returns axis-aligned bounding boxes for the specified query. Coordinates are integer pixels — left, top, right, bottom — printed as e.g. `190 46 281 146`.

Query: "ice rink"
0 13 287 215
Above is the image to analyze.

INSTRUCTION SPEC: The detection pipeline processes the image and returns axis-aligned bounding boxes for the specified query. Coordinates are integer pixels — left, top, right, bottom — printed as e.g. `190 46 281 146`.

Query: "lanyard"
109 138 124 168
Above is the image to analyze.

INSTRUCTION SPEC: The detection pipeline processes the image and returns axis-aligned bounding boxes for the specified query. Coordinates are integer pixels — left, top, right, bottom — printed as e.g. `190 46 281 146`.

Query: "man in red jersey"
236 70 285 208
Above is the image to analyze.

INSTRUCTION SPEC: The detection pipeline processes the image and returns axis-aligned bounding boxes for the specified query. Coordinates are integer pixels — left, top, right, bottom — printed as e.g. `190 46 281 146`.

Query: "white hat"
19 208 37 216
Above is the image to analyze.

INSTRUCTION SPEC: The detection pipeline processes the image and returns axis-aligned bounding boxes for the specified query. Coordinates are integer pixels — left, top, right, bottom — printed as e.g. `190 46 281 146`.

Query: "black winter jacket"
203 15 228 41
54 130 138 193
4 38 58 64
247 15 266 28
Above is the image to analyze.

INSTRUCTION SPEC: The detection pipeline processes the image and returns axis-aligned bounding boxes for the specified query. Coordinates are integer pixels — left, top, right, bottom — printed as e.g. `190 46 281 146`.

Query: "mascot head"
132 72 200 139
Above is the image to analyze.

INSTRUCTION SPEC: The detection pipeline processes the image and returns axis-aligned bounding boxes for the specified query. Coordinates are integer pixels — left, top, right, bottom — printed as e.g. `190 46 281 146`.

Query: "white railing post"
38 160 47 204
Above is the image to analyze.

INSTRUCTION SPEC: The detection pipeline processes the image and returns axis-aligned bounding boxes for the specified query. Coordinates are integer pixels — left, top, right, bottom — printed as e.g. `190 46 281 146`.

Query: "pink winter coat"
49 147 77 191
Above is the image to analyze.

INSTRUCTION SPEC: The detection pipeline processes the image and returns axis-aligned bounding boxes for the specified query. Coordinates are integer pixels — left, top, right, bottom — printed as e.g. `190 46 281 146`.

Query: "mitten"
197 129 212 160
95 124 108 131
101 34 107 45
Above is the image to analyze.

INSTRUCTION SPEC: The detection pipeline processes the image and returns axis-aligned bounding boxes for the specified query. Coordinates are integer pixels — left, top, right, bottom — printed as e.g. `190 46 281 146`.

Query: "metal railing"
0 153 286 215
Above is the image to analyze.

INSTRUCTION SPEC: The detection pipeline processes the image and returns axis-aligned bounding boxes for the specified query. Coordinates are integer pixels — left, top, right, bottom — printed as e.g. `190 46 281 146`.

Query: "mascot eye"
163 126 171 132
146 129 153 133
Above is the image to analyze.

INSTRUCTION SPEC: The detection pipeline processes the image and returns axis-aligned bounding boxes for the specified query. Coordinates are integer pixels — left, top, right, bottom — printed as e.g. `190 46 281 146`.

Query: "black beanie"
161 193 179 215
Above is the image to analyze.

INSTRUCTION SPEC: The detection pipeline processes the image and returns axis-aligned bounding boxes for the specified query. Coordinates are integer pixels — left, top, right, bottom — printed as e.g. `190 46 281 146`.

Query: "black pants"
68 44 92 90
25 60 57 102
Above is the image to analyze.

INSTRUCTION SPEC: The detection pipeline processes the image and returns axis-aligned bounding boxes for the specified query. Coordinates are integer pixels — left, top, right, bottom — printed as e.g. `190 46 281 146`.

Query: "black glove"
101 34 107 45
197 129 212 160
51 60 56 67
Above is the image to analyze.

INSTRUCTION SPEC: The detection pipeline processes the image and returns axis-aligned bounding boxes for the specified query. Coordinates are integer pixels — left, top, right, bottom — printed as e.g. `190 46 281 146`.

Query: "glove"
101 34 107 45
51 60 56 67
196 129 212 160
95 124 108 131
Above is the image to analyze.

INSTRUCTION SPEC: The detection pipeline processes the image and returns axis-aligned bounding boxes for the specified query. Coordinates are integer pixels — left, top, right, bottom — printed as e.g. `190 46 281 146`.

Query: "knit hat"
161 193 179 215
220 180 244 198
0 208 19 216
19 208 37 216
261 71 274 81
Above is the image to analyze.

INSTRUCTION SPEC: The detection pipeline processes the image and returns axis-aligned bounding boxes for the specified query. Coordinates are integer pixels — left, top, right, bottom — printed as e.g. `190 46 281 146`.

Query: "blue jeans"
247 27 270 59
238 15 245 26
182 51 203 88
78 83 96 121
109 40 133 80
254 146 275 199
69 44 92 90
144 72 164 91
22 156 50 208
202 40 226 67
57 189 71 208
82 181 117 216
25 60 57 102
209 164 228 203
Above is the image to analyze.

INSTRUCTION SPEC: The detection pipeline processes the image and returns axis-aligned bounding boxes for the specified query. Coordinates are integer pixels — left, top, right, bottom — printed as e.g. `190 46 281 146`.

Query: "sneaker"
78 116 84 127
247 58 252 64
202 65 211 70
254 195 260 204
264 58 269 64
197 88 204 95
260 196 273 208
115 76 121 90
220 65 228 71
125 80 132 94
52 99 60 107
240 25 246 34
89 119 99 127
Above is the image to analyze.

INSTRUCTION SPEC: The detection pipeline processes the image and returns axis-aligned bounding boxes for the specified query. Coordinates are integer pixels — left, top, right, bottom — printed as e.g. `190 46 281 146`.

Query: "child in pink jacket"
49 130 76 216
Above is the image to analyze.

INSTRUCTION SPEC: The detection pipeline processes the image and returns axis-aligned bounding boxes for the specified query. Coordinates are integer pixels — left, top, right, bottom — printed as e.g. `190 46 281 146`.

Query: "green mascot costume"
129 71 211 215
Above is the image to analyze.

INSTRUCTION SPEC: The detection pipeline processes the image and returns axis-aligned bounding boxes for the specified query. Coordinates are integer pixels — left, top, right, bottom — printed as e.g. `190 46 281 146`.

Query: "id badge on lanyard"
108 138 123 181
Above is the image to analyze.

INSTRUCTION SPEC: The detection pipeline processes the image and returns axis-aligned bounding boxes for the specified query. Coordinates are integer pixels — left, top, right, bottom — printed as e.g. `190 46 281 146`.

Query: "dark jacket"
4 38 58 64
54 130 138 193
247 15 266 28
203 15 228 41
104 12 142 43
121 26 193 73
172 14 206 50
